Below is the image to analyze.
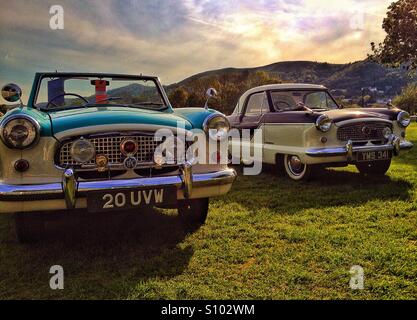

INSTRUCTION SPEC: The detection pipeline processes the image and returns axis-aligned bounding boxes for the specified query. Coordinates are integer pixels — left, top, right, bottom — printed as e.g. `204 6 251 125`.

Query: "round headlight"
70 138 96 163
382 126 393 139
315 114 332 132
397 111 411 128
0 115 39 149
203 114 230 141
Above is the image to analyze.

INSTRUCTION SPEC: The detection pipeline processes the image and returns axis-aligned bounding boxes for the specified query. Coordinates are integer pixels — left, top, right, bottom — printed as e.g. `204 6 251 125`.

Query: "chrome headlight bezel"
397 111 411 128
0 114 40 150
70 138 96 164
203 114 230 141
315 114 332 132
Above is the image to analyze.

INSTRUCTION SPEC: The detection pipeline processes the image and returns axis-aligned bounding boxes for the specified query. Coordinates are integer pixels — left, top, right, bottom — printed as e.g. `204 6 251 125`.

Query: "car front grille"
337 122 390 142
58 134 160 168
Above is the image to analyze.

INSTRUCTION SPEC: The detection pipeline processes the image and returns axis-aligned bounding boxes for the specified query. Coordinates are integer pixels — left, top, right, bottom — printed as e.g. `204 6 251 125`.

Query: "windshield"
35 76 167 111
270 90 339 111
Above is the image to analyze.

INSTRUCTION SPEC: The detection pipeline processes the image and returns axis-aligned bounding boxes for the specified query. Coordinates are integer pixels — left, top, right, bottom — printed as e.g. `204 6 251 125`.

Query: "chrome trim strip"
306 140 413 157
0 169 237 201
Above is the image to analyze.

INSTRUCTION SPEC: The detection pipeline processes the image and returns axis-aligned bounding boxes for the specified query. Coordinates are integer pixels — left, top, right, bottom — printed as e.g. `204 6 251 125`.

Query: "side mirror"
206 88 218 98
1 83 22 103
204 88 218 109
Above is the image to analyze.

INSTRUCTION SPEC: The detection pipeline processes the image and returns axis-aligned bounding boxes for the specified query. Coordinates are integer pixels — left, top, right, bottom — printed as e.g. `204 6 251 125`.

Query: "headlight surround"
203 114 230 141
70 138 96 163
0 115 40 149
315 114 332 132
397 111 411 128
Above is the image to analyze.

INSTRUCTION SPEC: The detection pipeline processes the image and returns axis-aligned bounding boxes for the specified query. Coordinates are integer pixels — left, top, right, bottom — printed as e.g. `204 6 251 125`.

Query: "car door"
262 90 317 164
229 92 268 165
235 91 268 134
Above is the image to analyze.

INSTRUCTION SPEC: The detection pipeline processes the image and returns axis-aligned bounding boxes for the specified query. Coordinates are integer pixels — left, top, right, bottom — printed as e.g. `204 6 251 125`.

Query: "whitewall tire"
283 154 312 181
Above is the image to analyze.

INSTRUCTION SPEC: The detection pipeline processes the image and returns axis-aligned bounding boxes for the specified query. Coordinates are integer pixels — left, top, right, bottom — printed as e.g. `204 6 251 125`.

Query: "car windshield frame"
269 88 340 112
33 73 170 112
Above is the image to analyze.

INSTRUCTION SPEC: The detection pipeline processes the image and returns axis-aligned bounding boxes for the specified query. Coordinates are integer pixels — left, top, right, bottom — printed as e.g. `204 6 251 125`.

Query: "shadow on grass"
0 210 196 298
229 165 414 214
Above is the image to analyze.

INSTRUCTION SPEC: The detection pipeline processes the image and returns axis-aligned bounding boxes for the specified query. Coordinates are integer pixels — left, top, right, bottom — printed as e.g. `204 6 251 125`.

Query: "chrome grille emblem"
123 156 138 170
361 125 372 136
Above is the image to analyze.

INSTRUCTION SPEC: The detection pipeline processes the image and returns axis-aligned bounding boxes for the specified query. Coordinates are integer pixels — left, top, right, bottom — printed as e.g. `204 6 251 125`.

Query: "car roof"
238 83 328 107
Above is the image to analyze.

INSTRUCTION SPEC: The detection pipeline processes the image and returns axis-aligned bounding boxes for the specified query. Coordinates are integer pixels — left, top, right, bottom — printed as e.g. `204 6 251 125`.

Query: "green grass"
1 124 417 300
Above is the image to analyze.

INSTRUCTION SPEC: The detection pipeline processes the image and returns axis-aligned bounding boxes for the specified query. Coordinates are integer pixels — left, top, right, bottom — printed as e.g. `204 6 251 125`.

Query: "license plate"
87 187 177 213
357 150 392 162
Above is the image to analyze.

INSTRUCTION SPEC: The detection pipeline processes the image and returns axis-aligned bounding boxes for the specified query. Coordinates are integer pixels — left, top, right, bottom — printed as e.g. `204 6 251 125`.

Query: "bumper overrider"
0 164 237 212
306 135 413 159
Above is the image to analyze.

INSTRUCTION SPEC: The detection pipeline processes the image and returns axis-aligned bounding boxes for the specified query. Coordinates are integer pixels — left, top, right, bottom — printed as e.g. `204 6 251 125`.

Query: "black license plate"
357 150 392 162
87 187 177 213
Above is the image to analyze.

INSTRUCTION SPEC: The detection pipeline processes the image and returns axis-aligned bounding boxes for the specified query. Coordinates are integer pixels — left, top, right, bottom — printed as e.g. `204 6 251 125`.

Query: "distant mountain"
168 60 412 98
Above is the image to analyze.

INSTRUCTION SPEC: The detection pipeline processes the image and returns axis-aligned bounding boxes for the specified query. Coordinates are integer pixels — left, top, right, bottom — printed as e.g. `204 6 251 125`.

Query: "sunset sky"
0 0 393 99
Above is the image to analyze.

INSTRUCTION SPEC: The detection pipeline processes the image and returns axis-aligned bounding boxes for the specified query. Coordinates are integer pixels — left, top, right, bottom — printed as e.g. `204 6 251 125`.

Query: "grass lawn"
0 124 416 300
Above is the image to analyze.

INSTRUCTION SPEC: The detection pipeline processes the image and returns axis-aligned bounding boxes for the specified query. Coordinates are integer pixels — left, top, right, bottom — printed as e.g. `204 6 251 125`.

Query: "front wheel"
15 213 45 243
178 198 209 226
356 160 391 175
283 154 313 181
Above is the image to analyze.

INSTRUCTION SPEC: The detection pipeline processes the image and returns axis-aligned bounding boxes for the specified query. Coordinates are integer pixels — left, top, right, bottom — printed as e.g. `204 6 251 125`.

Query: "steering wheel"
274 100 291 110
45 93 89 109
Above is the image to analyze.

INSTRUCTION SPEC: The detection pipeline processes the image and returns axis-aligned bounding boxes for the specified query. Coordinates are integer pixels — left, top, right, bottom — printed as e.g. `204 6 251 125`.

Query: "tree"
393 83 417 114
370 0 417 70
168 87 189 108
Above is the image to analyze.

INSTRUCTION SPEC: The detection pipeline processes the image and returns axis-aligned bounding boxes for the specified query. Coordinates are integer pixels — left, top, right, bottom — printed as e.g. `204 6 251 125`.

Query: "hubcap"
287 155 305 176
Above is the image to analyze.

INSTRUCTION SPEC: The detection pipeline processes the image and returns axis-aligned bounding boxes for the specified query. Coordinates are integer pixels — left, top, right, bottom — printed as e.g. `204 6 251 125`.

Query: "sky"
0 0 393 101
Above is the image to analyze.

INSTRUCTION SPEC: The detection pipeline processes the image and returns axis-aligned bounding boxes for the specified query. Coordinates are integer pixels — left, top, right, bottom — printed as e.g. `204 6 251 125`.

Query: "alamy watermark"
349 265 364 290
49 265 64 290
152 124 263 175
50 5 64 30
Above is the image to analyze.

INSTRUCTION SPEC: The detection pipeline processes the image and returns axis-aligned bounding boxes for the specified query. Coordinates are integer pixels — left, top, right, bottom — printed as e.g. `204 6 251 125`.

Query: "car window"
270 92 297 111
305 91 339 110
326 94 339 109
245 92 267 116
305 91 327 109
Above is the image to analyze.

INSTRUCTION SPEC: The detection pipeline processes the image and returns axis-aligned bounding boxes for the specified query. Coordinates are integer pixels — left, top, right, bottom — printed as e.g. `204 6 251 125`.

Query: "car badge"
123 156 138 170
96 154 108 172
361 125 371 136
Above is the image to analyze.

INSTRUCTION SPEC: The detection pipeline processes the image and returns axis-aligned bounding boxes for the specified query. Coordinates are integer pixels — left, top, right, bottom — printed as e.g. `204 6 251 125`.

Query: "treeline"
167 71 282 114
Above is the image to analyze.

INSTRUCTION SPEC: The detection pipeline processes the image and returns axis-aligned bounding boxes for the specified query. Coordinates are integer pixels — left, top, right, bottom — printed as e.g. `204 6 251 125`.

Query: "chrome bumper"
306 135 413 159
0 166 237 208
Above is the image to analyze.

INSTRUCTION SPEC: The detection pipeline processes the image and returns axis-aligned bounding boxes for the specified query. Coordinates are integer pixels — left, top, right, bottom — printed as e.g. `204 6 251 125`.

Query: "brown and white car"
228 84 413 180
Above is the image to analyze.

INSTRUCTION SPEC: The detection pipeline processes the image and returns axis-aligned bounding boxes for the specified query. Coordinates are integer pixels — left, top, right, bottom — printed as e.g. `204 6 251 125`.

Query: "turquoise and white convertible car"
0 73 236 242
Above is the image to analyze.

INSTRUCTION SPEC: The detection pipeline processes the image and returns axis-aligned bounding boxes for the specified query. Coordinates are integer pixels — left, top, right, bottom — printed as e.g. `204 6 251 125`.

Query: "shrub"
393 83 417 114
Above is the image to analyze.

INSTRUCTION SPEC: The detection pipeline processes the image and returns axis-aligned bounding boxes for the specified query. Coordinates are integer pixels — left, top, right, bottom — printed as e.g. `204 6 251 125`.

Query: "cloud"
0 0 392 95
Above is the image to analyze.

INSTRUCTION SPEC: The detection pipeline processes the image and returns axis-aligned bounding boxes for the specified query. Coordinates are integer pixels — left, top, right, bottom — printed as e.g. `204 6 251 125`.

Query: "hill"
168 60 411 99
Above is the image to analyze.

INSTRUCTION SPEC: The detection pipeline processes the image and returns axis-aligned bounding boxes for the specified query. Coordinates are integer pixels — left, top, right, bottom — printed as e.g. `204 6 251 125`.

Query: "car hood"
48 106 193 140
322 108 394 124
